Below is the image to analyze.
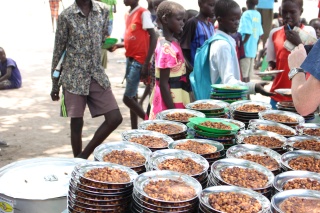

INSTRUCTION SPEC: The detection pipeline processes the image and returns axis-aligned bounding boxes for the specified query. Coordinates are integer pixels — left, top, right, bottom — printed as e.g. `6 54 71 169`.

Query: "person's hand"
288 44 307 70
255 82 275 97
50 91 60 101
108 45 118 52
140 63 149 82
267 61 276 71
285 29 302 46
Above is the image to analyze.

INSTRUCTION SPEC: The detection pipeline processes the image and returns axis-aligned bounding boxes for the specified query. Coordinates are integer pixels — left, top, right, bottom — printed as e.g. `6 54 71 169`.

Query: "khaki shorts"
240 58 255 78
61 79 118 118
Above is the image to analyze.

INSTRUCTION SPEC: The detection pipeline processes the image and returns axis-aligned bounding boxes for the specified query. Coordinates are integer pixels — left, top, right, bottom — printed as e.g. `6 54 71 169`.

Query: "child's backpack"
190 34 235 100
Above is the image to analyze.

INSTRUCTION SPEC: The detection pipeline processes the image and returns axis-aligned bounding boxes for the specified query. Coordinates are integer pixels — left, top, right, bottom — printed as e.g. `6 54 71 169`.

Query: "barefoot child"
191 0 273 100
112 0 157 128
149 1 190 119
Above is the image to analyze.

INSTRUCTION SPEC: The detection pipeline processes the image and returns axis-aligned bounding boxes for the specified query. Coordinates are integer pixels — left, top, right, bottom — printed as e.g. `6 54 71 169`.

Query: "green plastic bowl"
102 38 118 49
189 117 240 134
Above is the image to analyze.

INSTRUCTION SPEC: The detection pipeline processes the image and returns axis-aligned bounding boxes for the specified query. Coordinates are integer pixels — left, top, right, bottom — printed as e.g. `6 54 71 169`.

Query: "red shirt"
124 7 150 64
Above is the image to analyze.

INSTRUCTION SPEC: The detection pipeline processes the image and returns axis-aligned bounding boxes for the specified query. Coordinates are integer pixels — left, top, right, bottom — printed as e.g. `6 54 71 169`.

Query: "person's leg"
70 117 83 157
108 19 113 36
78 82 122 159
77 109 122 159
0 80 13 90
123 58 146 129
139 84 151 106
63 89 87 157
240 58 250 83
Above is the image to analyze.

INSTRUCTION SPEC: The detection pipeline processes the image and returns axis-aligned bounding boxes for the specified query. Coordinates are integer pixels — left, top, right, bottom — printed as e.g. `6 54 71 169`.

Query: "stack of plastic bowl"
138 120 188 140
199 186 271 213
146 149 209 189
121 129 174 152
210 84 249 104
187 117 240 150
93 141 152 174
208 158 275 199
185 99 230 118
68 161 138 213
132 170 202 213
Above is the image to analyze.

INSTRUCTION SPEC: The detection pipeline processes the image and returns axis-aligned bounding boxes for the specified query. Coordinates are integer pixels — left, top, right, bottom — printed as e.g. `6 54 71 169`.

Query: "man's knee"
105 109 122 127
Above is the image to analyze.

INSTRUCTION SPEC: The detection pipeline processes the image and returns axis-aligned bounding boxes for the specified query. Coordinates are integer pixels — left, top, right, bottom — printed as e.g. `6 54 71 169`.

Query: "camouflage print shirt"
51 1 110 95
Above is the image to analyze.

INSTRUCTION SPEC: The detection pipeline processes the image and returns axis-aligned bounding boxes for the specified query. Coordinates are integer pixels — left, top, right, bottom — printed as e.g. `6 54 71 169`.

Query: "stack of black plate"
185 99 230 118
186 118 241 150
210 84 249 104
230 100 272 128
68 162 138 213
132 170 202 213
93 141 152 174
277 101 315 121
146 149 209 189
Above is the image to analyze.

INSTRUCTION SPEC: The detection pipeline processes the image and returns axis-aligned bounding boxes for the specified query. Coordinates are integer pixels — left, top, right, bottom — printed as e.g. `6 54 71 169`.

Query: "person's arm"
211 40 273 96
50 14 68 101
141 10 157 79
113 4 116 13
180 18 196 72
242 34 250 44
159 68 175 109
0 67 12 82
266 28 277 70
288 44 320 115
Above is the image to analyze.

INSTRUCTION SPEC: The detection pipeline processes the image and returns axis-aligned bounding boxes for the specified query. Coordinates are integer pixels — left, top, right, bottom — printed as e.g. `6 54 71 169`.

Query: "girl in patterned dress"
149 1 190 119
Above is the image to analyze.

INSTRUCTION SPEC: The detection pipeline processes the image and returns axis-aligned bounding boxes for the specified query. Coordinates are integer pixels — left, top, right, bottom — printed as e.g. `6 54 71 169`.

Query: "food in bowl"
175 140 217 155
209 192 262 213
239 154 279 171
165 112 196 122
236 104 266 112
130 135 168 148
257 125 294 136
143 179 196 201
292 140 320 152
200 121 231 130
84 167 130 183
288 156 320 173
279 197 320 213
263 114 297 123
103 150 146 167
303 128 320 137
243 135 284 148
158 158 204 176
191 103 221 110
283 178 320 191
220 167 268 189
146 123 183 135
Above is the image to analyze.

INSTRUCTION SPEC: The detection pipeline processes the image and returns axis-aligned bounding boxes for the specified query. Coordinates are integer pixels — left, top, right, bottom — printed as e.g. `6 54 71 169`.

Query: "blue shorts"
124 58 142 98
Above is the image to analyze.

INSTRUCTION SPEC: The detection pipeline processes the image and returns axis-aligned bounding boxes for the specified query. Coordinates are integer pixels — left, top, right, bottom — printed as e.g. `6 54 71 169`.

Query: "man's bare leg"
70 117 84 157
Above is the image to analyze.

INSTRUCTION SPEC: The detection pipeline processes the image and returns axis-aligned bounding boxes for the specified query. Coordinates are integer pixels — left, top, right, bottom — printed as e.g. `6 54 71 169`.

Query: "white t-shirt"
128 6 154 30
209 30 256 94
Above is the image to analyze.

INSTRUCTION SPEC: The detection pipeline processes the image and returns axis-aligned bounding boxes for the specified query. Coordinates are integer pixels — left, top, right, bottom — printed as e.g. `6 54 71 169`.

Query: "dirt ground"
0 0 318 168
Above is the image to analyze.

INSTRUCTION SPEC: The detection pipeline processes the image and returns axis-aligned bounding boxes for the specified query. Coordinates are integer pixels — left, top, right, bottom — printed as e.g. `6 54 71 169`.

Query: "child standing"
113 0 157 128
238 0 263 83
191 0 273 100
180 0 216 71
149 1 190 119
309 18 320 39
266 0 316 108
